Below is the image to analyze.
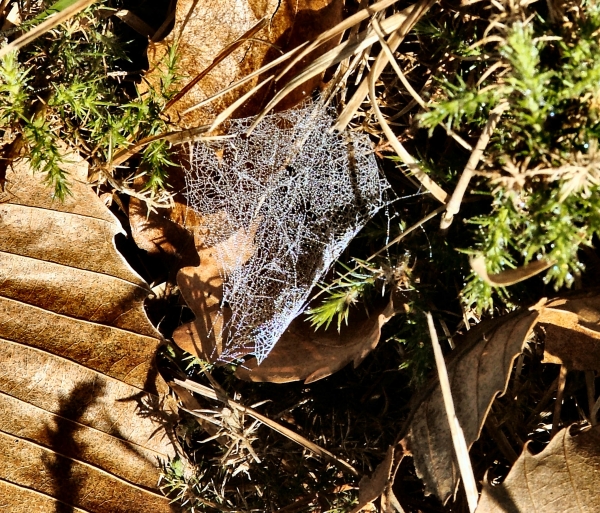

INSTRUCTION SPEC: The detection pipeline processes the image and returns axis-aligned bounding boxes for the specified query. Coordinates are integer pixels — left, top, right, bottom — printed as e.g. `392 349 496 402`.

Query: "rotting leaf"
538 293 600 371
403 306 541 503
403 290 600 504
476 424 600 513
146 0 343 127
0 160 175 513
235 297 397 384
349 446 395 513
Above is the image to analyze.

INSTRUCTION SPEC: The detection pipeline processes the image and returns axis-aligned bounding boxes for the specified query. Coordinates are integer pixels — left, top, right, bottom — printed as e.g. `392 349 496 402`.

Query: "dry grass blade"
276 0 403 80
470 256 554 286
247 8 417 133
334 0 436 132
370 17 473 152
208 76 273 132
368 61 448 203
172 377 359 476
426 313 478 513
109 125 210 168
551 365 568 438
440 103 509 230
163 16 269 113
0 0 98 59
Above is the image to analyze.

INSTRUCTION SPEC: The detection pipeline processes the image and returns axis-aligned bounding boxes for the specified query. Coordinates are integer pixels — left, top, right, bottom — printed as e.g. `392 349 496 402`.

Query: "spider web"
185 102 392 363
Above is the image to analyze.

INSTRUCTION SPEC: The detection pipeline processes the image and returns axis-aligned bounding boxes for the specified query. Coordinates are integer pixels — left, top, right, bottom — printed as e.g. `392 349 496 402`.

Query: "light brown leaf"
235 298 397 384
404 307 541 502
147 0 343 127
349 446 395 513
539 293 600 371
476 425 600 513
172 219 258 360
0 161 175 512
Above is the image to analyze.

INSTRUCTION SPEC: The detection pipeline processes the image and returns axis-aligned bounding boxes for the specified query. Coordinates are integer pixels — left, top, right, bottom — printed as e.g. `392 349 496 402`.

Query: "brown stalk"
440 102 509 230
551 365 568 438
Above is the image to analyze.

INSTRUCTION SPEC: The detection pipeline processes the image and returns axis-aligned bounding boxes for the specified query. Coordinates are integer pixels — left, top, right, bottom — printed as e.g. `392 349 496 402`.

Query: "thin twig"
551 365 568 438
440 102 509 230
426 312 479 513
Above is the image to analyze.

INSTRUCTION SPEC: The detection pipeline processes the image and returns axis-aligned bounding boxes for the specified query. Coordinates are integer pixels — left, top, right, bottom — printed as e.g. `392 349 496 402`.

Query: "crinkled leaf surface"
0 161 176 512
404 308 541 503
404 291 600 504
476 425 600 513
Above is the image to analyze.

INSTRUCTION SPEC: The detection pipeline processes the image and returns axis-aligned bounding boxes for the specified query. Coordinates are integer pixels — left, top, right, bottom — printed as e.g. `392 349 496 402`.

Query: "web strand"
185 102 393 363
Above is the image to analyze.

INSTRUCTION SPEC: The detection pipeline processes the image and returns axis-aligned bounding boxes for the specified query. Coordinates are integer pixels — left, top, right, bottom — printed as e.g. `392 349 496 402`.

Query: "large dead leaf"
404 307 541 503
403 291 600 504
147 0 343 127
476 425 600 512
0 160 175 512
235 298 397 384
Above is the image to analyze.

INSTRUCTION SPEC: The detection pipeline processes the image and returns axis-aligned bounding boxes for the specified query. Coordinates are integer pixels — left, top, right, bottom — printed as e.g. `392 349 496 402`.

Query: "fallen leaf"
235 298 397 384
146 0 343 127
0 160 175 512
538 293 600 371
403 307 541 502
349 446 395 513
476 425 600 512
402 291 600 504
172 220 258 360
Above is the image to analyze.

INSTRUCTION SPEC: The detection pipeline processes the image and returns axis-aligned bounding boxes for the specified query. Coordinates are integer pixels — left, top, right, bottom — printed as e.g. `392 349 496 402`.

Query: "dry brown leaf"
235 298 397 384
0 160 175 512
404 307 541 503
147 0 343 127
539 293 600 371
172 220 258 360
476 425 600 512
403 290 600 504
349 446 395 513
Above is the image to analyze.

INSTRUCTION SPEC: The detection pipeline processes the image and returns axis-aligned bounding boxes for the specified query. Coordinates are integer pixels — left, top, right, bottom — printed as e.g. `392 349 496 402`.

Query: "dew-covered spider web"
184 102 393 363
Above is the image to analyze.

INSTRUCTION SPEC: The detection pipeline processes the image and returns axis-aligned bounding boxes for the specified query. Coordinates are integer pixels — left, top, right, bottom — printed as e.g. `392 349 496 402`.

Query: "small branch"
426 312 479 513
440 102 509 230
551 365 568 438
